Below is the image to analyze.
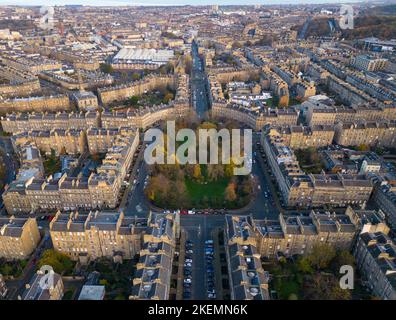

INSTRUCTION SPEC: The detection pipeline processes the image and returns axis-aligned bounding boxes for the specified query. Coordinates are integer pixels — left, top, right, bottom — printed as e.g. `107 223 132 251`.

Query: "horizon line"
0 0 370 8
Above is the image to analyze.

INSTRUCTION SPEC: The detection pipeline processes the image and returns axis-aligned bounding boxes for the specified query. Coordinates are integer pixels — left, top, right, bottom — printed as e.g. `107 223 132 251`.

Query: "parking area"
204 238 216 299
181 238 194 299
182 217 206 299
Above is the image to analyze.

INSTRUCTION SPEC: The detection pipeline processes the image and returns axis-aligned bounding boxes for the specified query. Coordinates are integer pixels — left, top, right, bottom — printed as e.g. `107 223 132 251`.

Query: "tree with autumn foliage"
193 164 202 181
224 181 237 202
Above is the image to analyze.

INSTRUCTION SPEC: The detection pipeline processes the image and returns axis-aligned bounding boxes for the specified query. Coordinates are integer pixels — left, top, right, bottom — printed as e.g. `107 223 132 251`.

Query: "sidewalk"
175 230 186 300
211 227 231 300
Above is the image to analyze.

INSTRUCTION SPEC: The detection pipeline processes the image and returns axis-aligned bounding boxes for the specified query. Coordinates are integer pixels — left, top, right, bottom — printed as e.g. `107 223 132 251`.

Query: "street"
0 136 17 212
181 215 225 300
191 40 210 119
124 148 151 218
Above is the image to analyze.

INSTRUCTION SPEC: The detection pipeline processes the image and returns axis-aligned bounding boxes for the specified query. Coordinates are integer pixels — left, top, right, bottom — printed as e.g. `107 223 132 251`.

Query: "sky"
0 0 368 6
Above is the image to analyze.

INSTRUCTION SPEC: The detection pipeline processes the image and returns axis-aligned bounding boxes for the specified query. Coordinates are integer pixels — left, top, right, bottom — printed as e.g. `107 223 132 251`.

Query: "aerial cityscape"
0 1 396 306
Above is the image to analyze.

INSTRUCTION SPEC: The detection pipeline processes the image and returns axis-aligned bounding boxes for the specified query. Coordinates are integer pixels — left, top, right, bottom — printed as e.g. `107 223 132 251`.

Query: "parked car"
184 270 192 276
183 287 192 294
183 292 191 299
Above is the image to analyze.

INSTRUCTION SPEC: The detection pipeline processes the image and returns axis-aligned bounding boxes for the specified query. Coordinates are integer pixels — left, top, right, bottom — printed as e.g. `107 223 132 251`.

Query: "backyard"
294 147 326 174
85 257 137 300
37 249 75 275
0 258 28 279
265 244 374 300
43 149 61 175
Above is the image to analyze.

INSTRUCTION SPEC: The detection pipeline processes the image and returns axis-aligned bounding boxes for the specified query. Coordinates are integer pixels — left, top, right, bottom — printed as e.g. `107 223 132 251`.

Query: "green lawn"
273 277 301 300
266 261 304 300
185 177 229 203
149 173 251 209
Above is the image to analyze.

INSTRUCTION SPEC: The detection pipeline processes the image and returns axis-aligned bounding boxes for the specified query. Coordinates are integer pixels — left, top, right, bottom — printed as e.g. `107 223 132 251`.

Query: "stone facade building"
0 94 71 114
354 232 396 300
224 215 270 300
0 216 41 260
130 212 177 300
50 210 146 262
254 210 357 258
262 127 374 207
268 125 335 149
334 121 396 147
98 74 176 105
1 111 100 134
3 128 139 214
